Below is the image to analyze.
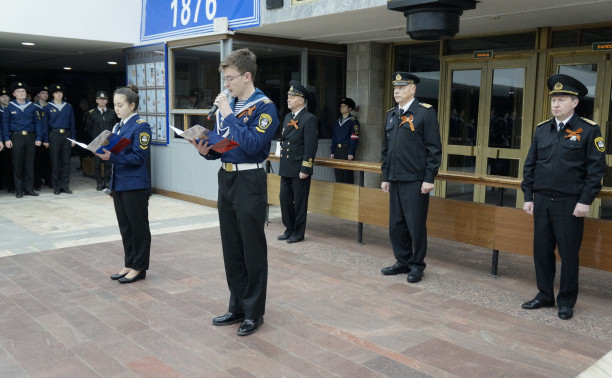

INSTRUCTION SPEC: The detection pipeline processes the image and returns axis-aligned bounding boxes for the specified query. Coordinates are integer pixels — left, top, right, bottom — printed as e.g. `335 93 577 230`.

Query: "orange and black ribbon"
237 105 256 119
288 119 299 129
564 127 583 142
400 115 415 131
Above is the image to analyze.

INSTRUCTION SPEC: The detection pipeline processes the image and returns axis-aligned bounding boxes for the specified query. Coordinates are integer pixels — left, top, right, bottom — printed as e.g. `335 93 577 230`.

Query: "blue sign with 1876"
141 0 260 42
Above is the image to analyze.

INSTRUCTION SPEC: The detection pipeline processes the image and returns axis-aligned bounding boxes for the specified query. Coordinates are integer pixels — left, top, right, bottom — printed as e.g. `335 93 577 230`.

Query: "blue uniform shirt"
108 114 151 192
205 88 279 164
43 102 76 142
330 116 360 156
2 101 43 142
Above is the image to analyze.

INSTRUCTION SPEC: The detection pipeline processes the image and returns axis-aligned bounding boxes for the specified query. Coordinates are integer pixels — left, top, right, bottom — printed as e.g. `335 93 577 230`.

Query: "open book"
170 124 239 153
68 130 131 154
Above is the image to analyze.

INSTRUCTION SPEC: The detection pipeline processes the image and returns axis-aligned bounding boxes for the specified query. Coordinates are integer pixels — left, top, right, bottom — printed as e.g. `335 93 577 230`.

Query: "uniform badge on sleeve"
139 132 150 150
594 137 605 152
256 113 272 133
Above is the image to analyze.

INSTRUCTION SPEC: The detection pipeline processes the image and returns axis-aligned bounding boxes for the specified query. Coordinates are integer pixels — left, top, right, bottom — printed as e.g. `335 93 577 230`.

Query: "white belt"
222 162 262 172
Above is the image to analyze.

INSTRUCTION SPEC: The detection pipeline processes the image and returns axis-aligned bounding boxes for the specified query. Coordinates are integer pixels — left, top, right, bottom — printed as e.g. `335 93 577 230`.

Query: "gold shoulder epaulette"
136 119 145 124
88 109 94 113
263 99 272 104
419 103 432 109
581 117 597 126
537 118 551 127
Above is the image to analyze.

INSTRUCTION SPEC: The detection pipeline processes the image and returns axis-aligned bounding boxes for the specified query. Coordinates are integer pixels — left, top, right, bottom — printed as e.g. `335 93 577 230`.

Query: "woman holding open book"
95 84 152 284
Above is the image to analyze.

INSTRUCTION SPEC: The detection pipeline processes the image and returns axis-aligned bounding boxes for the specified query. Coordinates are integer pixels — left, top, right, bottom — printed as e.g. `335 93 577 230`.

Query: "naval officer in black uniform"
521 74 605 320
380 72 442 283
277 80 318 244
86 90 117 190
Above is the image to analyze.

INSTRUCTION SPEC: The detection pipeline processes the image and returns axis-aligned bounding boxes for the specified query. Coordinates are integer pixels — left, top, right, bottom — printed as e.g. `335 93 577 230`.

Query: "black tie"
292 113 295 118
558 122 564 132
117 121 124 134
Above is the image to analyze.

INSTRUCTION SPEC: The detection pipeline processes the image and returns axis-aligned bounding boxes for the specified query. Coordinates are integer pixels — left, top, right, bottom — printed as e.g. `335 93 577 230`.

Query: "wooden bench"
267 156 612 273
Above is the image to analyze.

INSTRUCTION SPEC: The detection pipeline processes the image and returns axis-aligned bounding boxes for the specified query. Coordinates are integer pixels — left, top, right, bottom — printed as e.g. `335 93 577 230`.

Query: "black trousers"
93 155 111 185
49 131 72 190
10 132 36 193
533 193 583 308
389 180 430 272
333 144 354 184
218 167 268 319
0 149 14 191
113 189 151 271
34 145 51 188
279 175 312 239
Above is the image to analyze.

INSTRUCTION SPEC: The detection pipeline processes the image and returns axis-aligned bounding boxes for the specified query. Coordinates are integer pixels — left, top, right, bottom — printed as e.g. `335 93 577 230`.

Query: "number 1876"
170 0 217 27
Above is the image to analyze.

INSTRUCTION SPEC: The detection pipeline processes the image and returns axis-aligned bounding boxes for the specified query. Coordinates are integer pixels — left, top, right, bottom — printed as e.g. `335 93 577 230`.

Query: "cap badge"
289 86 294 92
18 82 22 86
395 74 402 81
554 82 563 90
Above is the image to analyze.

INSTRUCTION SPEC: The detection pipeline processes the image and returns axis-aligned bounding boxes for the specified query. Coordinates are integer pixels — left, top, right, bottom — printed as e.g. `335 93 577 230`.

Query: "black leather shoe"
54 190 61 195
521 298 555 310
16 192 23 198
96 184 103 191
287 236 303 244
407 270 423 283
237 317 263 336
277 233 291 241
381 262 411 275
558 307 573 320
110 272 128 280
118 270 146 284
61 188 73 194
25 191 39 196
212 312 245 326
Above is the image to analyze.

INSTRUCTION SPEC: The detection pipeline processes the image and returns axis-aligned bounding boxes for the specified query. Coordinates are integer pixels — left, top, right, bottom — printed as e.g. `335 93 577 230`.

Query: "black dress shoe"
287 236 303 244
407 270 423 283
381 262 411 275
54 190 61 195
521 298 555 310
118 270 146 284
558 307 573 320
237 317 263 336
277 233 291 241
25 190 39 196
16 192 23 198
96 184 103 191
61 188 73 194
110 272 128 280
212 312 245 326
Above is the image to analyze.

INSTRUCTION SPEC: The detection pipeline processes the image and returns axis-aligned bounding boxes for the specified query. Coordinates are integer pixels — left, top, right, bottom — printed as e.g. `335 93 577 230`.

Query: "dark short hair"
114 84 140 111
219 48 257 81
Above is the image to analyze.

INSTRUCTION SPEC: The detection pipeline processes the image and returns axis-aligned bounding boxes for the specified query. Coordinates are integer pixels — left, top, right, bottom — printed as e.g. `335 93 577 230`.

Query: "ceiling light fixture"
22 42 35 46
107 61 118 65
63 67 72 70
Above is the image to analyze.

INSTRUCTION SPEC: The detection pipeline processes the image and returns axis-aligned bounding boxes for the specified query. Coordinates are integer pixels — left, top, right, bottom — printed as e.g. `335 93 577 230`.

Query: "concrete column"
346 42 386 188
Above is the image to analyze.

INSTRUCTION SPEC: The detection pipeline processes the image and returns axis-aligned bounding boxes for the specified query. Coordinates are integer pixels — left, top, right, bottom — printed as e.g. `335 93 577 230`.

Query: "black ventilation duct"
388 0 477 40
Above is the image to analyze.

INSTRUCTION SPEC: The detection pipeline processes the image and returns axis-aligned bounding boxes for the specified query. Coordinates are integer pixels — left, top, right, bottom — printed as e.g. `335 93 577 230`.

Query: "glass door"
440 56 536 206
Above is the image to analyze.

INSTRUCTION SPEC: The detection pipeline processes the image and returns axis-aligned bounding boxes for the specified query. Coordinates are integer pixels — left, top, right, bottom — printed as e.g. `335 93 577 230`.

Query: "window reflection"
449 70 480 146
172 43 221 110
488 68 524 150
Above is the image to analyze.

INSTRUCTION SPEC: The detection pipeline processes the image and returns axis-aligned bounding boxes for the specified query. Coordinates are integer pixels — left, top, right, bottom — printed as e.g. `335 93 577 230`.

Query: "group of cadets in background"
0 82 116 197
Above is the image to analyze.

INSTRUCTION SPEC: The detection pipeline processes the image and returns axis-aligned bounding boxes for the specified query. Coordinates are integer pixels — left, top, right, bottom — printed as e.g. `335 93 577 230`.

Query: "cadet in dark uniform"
521 74 606 320
277 80 318 244
86 91 117 190
33 85 51 190
191 48 279 336
44 84 76 194
330 97 359 184
96 84 152 284
0 85 15 193
2 82 44 198
380 72 442 283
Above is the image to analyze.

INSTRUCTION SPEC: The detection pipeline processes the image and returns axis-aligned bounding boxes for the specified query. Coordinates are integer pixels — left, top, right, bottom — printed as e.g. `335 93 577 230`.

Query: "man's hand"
43 142 49 148
191 139 212 156
5 141 12 149
381 181 389 194
348 155 354 160
35 140 41 147
523 201 534 215
95 148 112 161
573 203 590 218
421 181 434 194
213 92 232 118
299 172 309 179
0 141 3 151
330 154 334 159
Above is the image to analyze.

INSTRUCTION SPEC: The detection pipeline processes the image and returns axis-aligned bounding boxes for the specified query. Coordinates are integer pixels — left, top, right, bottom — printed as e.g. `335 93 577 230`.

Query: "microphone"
207 89 230 120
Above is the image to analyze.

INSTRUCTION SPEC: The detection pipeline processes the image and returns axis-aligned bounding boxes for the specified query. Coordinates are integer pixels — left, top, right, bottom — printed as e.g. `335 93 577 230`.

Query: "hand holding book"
68 130 131 154
170 124 239 153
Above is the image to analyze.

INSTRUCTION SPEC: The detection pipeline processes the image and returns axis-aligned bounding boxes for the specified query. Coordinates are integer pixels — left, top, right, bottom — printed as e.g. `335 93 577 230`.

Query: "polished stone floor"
0 160 610 377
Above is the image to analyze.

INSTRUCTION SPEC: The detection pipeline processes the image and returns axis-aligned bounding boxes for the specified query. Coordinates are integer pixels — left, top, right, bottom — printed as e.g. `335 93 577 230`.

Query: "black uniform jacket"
86 108 118 140
381 99 442 183
522 114 606 205
279 109 318 177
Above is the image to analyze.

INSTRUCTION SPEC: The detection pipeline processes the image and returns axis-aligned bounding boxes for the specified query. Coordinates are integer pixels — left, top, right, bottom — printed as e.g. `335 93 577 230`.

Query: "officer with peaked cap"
521 74 606 320
86 90 117 190
277 80 318 243
330 97 359 183
43 83 76 194
380 71 442 283
2 82 44 197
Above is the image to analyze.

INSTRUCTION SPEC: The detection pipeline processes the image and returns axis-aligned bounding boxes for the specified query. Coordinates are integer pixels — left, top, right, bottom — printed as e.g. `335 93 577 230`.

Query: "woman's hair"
114 84 139 111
